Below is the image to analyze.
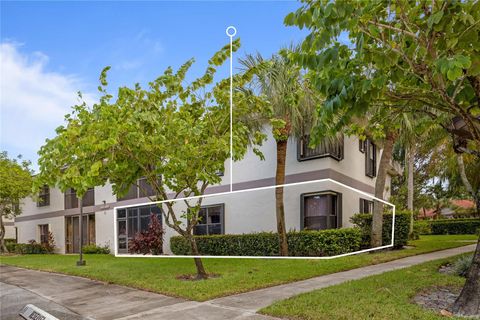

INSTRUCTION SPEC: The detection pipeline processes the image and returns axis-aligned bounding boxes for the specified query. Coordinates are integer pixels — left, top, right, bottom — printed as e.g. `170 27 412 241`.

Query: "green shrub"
12 241 50 254
82 244 111 254
350 211 411 249
430 218 480 235
413 220 432 236
170 228 362 257
453 254 473 277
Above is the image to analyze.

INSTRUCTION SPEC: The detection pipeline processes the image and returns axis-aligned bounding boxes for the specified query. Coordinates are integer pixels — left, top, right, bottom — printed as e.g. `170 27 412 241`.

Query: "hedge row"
170 228 362 257
350 211 411 249
6 242 52 254
429 218 480 235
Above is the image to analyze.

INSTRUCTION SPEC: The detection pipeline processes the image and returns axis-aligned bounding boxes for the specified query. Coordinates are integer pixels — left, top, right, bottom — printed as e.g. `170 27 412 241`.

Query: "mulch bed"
175 273 221 281
413 286 460 317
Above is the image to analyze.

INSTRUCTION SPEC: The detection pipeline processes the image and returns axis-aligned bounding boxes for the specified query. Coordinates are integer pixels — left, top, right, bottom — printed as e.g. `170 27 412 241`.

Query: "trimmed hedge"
170 228 362 257
350 211 411 249
8 242 51 254
82 244 111 254
429 218 480 235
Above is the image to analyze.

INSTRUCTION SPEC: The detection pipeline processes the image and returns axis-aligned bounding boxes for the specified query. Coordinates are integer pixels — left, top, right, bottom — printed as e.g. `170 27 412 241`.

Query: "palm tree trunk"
456 153 480 216
452 237 480 316
275 139 289 256
0 213 7 253
407 145 415 237
371 132 395 248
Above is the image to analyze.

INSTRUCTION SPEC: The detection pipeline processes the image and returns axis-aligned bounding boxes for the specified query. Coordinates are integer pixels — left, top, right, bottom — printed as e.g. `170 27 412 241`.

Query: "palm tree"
240 50 321 256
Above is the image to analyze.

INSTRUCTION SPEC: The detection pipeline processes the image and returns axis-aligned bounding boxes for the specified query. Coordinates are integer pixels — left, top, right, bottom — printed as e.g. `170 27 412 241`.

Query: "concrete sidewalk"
1 244 476 320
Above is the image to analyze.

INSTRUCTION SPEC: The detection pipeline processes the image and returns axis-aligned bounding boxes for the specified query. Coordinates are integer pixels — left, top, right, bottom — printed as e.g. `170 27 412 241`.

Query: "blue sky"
0 1 307 169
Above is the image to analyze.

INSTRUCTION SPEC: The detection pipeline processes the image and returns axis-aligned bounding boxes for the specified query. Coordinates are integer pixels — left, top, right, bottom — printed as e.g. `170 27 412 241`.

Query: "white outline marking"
114 178 395 259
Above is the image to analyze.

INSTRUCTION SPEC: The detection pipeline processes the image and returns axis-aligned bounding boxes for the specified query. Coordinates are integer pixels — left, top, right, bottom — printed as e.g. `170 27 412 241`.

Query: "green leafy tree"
0 152 33 253
240 50 322 255
286 0 480 315
37 40 265 279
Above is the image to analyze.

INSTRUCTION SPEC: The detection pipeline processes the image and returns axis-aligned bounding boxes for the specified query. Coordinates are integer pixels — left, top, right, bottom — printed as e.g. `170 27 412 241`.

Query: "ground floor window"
38 224 49 244
65 214 95 253
116 204 162 253
301 191 342 230
193 204 224 236
359 198 374 213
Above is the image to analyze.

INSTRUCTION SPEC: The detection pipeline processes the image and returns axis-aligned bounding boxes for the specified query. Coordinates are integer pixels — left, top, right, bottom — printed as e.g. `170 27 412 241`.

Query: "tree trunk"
452 237 480 316
275 139 289 256
0 214 7 253
456 153 480 217
189 236 208 280
407 145 415 237
371 132 395 248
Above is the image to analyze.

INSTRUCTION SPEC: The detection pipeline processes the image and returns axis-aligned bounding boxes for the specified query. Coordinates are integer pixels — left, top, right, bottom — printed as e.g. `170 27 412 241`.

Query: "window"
193 204 224 236
39 224 49 244
365 139 377 177
37 185 50 207
117 177 158 201
301 192 342 230
116 204 162 253
359 198 374 213
298 134 344 161
64 188 95 209
359 139 365 153
64 188 77 209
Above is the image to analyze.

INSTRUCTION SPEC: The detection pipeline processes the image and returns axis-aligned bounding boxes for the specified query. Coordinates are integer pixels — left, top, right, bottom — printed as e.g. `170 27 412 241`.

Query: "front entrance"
65 214 95 253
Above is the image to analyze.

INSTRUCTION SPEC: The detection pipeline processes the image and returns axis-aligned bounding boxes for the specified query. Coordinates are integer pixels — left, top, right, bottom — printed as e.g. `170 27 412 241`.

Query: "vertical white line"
229 34 233 193
226 26 236 193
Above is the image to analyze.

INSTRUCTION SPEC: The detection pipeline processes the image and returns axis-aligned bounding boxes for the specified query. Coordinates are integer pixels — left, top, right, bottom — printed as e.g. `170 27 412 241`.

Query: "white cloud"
0 42 96 168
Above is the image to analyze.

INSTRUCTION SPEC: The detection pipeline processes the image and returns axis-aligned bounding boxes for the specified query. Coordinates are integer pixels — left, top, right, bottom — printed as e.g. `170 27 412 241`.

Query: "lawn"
260 253 472 320
0 235 477 301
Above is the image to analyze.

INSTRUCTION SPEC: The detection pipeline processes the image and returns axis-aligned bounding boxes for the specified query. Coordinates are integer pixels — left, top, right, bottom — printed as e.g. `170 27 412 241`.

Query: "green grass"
260 253 473 320
0 235 477 301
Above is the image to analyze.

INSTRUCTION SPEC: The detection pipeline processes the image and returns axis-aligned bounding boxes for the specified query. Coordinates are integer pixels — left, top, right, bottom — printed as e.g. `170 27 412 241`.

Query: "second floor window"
117 177 158 201
298 134 344 161
365 139 377 178
64 188 95 209
37 185 50 207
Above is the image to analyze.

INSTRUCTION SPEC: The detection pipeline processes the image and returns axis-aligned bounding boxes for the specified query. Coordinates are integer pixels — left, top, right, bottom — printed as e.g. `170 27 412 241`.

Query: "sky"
0 1 307 170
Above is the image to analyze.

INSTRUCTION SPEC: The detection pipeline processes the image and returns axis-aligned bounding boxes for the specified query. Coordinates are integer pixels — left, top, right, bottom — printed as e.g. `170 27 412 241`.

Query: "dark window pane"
82 188 95 207
298 135 344 161
64 188 78 209
140 216 150 232
208 224 222 235
197 208 207 225
37 185 50 207
140 206 151 217
117 209 126 219
194 225 207 235
118 184 137 201
138 177 156 197
304 216 327 230
304 194 338 230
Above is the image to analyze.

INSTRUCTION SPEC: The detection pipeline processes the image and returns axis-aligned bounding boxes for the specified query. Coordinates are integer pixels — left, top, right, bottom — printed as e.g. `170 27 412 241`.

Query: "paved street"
1 244 476 320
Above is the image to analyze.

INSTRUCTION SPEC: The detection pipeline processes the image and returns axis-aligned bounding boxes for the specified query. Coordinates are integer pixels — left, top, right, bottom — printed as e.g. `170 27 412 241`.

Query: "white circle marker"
226 26 237 38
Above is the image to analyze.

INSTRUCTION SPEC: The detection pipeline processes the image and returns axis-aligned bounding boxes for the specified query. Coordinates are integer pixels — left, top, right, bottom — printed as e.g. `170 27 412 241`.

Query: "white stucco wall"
15 217 65 253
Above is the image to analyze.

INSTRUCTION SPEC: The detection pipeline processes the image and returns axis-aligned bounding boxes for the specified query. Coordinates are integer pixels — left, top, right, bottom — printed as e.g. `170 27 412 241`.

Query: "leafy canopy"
285 0 480 143
0 152 33 217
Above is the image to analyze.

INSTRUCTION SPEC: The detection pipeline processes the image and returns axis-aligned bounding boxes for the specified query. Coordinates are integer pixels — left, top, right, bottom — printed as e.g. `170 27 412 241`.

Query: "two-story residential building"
14 132 389 255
